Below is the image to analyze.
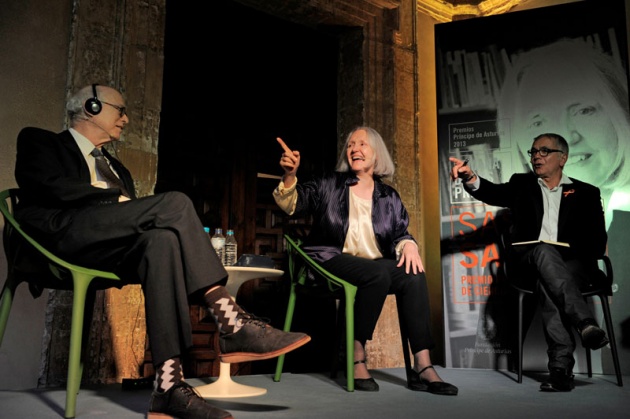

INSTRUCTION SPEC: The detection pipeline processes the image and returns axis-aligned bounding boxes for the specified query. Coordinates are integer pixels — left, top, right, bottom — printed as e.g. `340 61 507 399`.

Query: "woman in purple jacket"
273 126 457 395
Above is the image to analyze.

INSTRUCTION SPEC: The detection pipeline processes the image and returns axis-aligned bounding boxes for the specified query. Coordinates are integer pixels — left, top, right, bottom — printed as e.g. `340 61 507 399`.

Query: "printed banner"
436 0 630 373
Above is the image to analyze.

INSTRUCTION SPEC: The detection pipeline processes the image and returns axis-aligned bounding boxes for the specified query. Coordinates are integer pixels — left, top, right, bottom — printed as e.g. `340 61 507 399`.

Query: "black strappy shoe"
409 365 458 395
353 360 379 391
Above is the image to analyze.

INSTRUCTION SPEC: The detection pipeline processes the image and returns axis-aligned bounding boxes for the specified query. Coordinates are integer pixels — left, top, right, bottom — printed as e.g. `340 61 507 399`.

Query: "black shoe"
353 360 379 391
354 377 380 391
219 314 311 363
540 367 575 392
578 319 609 350
408 365 458 395
148 380 233 419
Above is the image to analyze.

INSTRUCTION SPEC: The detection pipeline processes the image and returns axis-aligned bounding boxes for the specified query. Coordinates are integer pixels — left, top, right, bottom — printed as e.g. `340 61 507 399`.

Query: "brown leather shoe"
219 314 311 363
148 380 233 419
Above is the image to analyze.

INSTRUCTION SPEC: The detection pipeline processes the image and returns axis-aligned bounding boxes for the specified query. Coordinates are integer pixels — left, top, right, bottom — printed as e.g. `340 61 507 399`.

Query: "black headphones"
84 83 102 115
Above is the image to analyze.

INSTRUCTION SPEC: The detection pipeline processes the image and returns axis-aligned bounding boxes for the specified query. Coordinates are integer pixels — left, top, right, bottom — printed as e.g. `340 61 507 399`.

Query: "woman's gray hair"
497 38 630 188
335 126 395 178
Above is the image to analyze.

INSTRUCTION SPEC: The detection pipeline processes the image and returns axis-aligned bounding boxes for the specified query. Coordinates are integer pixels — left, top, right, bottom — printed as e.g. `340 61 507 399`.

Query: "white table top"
224 266 283 296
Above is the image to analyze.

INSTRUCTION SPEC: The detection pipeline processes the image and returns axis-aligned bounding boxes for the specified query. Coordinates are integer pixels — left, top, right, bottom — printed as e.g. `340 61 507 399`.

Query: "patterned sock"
154 357 184 393
204 286 247 335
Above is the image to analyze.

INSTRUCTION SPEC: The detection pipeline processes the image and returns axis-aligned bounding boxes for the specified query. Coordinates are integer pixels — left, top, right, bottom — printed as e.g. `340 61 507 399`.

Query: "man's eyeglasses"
527 147 564 157
101 101 127 118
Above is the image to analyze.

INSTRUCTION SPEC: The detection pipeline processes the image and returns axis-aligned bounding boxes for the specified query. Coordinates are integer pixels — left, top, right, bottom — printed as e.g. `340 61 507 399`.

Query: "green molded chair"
273 234 412 392
0 188 125 418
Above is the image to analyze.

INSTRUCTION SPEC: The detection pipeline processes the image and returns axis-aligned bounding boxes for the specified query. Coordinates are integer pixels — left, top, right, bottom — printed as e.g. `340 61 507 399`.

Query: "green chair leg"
344 285 356 392
0 275 19 345
64 272 94 419
274 282 298 382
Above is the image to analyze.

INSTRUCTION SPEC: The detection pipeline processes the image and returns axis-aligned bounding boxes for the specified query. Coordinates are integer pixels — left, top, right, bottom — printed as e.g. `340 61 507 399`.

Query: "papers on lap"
512 240 570 247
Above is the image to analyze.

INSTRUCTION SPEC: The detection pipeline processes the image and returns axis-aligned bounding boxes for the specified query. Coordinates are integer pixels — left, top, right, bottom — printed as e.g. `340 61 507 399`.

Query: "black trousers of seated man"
510 243 603 372
29 191 227 367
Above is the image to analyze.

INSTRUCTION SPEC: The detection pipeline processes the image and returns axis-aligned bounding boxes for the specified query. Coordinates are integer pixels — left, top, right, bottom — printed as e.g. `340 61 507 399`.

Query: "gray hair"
497 38 630 188
533 133 568 154
66 84 97 123
335 126 395 179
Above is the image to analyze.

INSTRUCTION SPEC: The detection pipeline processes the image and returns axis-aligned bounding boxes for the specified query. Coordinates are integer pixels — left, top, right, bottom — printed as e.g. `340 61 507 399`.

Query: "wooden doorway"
156 0 340 376
157 0 338 253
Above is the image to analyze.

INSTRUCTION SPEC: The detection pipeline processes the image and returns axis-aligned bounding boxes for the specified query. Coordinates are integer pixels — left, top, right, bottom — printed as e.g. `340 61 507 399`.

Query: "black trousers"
513 243 598 371
321 254 435 354
47 191 227 366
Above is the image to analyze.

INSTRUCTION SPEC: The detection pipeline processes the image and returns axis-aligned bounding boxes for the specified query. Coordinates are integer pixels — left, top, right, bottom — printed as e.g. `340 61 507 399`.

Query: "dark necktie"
91 148 130 198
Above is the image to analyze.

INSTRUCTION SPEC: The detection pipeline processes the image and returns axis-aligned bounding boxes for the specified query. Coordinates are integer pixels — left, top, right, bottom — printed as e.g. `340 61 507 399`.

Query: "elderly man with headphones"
13 84 310 419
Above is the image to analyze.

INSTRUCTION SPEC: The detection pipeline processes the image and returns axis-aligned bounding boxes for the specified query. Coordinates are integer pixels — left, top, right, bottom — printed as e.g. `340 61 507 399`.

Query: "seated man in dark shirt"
450 133 609 392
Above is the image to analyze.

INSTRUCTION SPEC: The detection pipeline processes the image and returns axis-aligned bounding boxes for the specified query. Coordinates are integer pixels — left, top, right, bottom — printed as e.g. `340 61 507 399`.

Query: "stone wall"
2 0 426 387
43 0 166 385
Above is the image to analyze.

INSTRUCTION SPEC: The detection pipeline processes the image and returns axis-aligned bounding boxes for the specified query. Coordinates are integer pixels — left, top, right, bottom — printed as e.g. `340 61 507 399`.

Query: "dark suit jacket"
14 127 137 244
465 172 607 263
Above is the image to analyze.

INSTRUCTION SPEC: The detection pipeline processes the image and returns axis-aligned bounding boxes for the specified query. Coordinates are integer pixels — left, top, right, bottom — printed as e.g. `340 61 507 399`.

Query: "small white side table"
195 266 283 398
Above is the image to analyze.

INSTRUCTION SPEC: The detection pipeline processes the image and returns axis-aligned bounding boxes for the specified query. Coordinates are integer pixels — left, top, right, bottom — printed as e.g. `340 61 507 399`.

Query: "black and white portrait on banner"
435 0 630 373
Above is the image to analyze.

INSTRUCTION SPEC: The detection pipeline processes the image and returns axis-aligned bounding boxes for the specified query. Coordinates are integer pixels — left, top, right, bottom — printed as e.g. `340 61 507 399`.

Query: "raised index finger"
276 137 293 155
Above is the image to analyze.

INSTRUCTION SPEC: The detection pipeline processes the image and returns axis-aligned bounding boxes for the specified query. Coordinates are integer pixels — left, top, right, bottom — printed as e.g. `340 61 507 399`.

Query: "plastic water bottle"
211 228 225 265
224 229 238 266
